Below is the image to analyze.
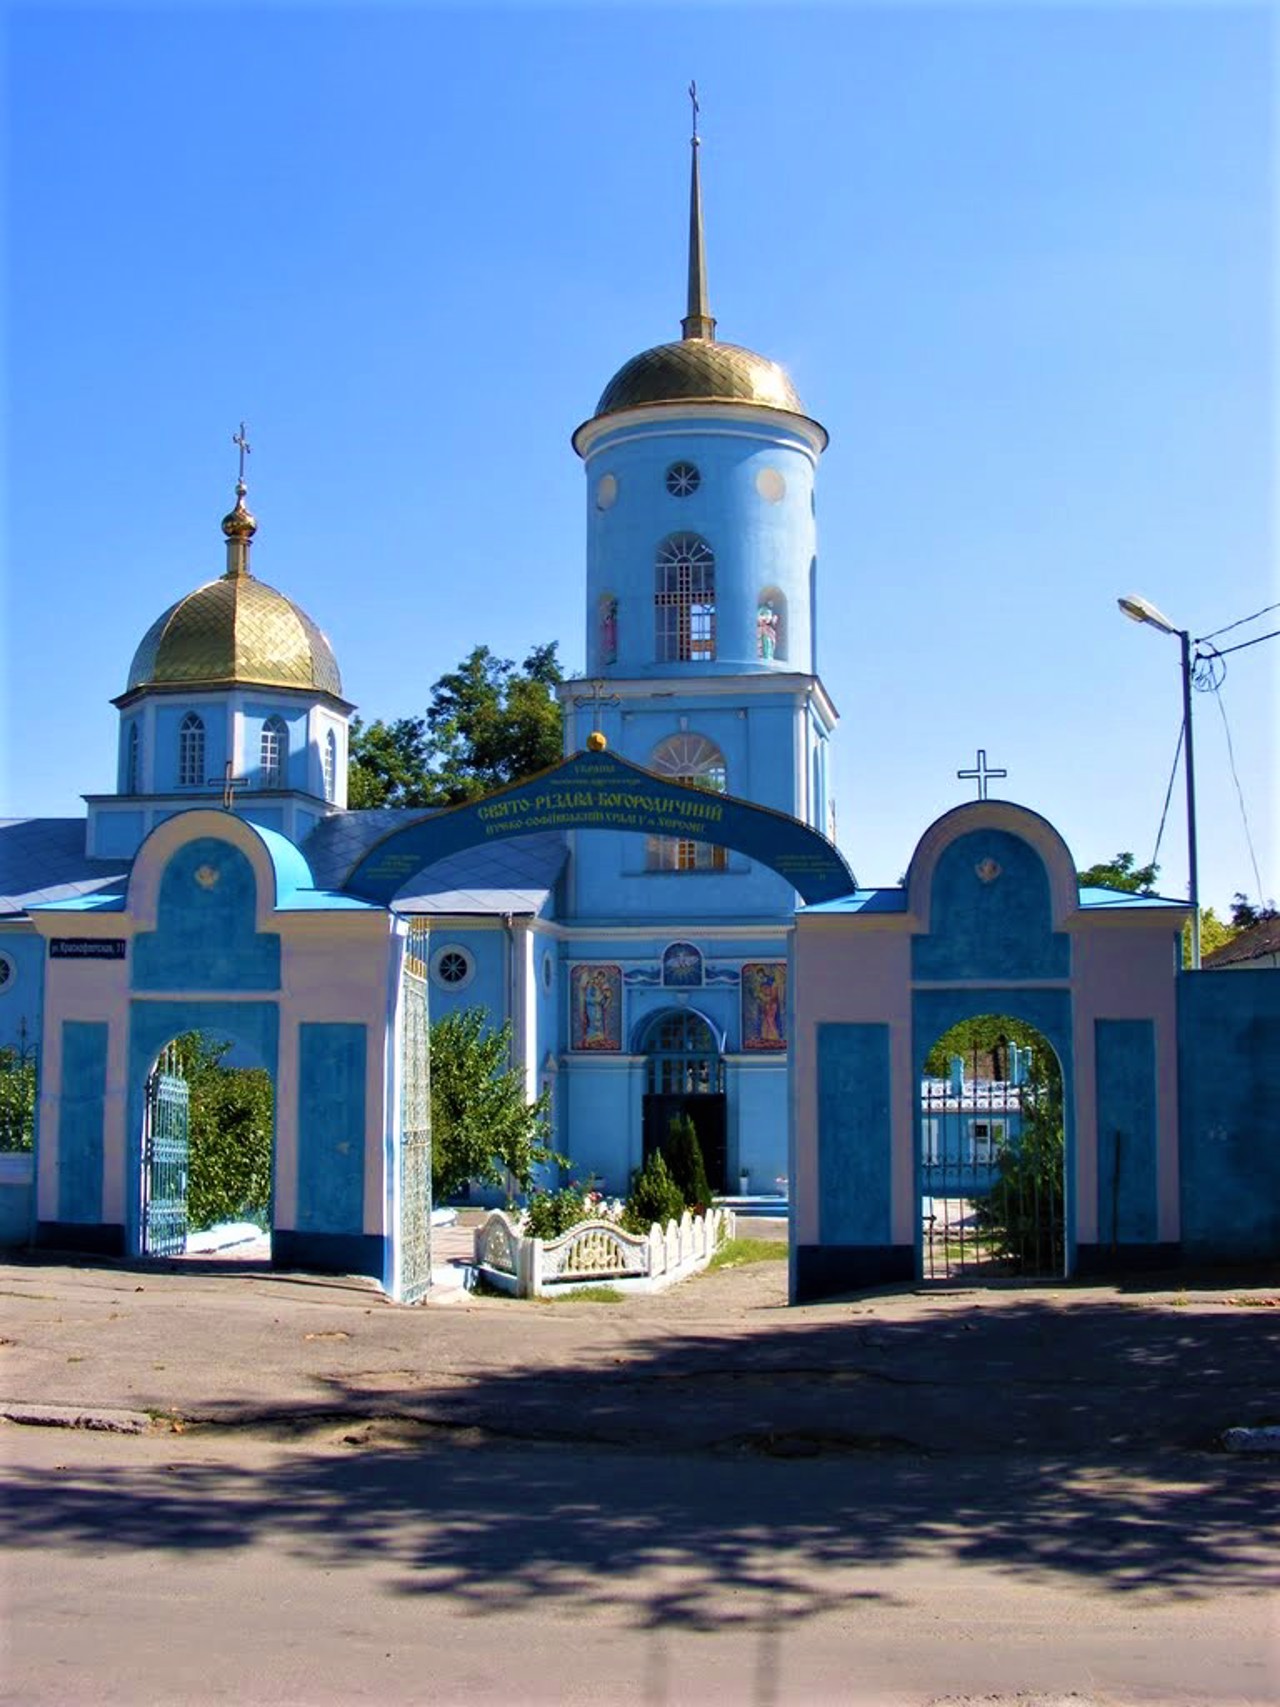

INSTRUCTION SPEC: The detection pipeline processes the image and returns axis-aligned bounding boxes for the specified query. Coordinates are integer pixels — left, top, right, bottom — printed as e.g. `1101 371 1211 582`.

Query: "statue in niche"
599 595 618 666
756 601 779 661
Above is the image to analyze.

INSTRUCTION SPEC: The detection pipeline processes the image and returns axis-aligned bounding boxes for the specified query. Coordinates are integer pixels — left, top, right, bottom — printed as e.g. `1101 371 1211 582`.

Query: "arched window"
641 1010 724 1095
323 728 337 803
178 713 205 788
654 534 715 662
645 733 727 872
260 715 287 789
125 723 140 793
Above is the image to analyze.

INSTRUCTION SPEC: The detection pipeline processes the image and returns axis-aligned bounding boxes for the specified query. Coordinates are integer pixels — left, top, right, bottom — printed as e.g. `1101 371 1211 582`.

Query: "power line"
1149 718 1184 879
1212 626 1280 659
1208 679 1268 906
1199 601 1280 642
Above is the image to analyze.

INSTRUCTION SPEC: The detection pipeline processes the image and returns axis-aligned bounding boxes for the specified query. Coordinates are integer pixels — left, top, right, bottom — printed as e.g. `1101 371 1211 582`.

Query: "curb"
2 1401 154 1434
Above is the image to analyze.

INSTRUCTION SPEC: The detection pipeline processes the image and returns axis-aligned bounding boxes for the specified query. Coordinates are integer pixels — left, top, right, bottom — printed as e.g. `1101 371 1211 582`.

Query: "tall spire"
681 81 716 342
221 421 258 579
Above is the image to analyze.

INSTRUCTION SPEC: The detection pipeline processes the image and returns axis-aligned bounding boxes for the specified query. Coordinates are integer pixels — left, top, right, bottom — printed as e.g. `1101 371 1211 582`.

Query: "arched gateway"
342 749 855 908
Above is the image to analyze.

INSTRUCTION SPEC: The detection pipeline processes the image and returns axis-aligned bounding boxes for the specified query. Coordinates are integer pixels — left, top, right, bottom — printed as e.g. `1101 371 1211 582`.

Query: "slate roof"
0 820 129 916
300 809 436 892
391 831 569 916
1203 915 1280 968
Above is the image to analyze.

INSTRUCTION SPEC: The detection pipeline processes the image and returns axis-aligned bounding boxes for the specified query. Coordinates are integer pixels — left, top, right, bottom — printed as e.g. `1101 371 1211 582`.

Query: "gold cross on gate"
208 760 250 809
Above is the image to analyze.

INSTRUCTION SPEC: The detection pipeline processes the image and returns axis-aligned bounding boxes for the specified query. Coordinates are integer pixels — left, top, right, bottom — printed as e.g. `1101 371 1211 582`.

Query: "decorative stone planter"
474 1206 734 1298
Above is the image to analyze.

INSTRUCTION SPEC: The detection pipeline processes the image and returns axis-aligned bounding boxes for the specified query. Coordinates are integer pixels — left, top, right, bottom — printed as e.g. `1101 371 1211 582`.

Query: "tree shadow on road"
6 1293 1279 1632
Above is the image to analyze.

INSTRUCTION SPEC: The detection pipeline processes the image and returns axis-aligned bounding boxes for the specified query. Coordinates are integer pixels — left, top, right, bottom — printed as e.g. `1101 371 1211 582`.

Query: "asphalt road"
3 1250 1278 1705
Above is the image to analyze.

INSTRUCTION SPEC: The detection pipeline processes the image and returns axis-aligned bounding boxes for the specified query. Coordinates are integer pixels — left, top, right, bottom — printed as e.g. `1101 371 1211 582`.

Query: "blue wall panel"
57 1021 108 1223
817 1023 892 1245
1094 1019 1158 1246
1178 971 1280 1260
133 837 280 991
297 1022 367 1234
913 831 1069 982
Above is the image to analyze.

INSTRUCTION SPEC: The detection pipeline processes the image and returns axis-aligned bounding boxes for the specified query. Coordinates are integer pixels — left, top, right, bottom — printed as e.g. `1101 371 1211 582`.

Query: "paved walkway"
2 1235 1278 1458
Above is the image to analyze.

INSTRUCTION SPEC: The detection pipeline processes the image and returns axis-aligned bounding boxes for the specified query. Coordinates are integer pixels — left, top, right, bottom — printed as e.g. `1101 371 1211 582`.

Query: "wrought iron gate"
142 1046 190 1257
398 964 433 1302
920 1069 1064 1281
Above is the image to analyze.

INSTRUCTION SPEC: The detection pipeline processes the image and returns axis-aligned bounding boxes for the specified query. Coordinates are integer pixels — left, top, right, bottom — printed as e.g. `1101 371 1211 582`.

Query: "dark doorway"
640 1010 728 1191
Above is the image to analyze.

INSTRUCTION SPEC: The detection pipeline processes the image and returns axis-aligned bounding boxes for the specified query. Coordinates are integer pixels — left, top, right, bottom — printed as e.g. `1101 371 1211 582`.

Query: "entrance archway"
137 1028 275 1262
639 1008 727 1192
918 1015 1066 1281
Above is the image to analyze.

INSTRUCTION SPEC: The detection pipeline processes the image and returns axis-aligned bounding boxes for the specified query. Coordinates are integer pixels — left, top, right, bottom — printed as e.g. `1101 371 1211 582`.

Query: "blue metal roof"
0 819 129 915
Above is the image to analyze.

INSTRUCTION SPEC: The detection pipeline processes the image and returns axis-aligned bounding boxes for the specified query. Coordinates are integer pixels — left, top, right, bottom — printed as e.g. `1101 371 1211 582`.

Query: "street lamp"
1117 594 1201 968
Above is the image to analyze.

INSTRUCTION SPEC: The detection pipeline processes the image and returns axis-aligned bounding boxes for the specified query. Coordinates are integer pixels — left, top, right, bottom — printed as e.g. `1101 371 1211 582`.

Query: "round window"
665 462 701 498
596 473 619 511
0 953 14 994
430 943 475 991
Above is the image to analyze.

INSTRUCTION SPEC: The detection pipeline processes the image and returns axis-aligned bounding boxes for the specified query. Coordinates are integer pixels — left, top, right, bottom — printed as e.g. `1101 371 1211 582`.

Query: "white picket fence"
473 1206 735 1298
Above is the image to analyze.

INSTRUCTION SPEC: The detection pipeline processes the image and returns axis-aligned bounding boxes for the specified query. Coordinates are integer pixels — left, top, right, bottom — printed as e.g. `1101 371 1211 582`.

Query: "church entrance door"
640 1010 727 1192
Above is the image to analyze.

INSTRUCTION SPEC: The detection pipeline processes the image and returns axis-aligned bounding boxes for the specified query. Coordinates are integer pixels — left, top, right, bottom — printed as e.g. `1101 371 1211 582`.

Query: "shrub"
621 1150 686 1234
661 1113 713 1212
523 1185 594 1241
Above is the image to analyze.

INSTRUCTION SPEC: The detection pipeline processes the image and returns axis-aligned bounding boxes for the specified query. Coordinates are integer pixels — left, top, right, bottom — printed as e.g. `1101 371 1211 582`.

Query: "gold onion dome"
594 339 806 418
124 475 343 699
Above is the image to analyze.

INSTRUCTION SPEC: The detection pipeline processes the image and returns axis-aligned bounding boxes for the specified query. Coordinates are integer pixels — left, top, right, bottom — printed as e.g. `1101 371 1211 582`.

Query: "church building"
0 111 842 1283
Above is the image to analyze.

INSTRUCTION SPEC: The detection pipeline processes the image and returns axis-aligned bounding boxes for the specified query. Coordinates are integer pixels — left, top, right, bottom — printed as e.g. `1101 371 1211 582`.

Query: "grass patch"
708 1237 787 1271
541 1284 624 1303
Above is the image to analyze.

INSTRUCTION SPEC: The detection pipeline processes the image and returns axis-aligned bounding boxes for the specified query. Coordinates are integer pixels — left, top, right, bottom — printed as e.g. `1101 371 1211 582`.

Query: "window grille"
654 534 715 662
665 462 701 497
642 1010 723 1095
645 733 728 872
178 713 205 788
260 716 287 789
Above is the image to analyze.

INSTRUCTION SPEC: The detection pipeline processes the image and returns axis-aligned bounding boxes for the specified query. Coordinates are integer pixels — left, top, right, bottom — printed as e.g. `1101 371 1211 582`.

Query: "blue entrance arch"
342 748 857 905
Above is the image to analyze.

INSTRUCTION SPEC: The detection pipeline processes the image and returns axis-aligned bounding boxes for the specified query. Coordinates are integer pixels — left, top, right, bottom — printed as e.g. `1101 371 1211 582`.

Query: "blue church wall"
242 806 287 837
562 1060 642 1192
1178 971 1280 1261
132 838 281 992
582 420 818 679
737 1061 788 1192
912 831 1069 983
1094 1019 1159 1249
92 810 147 860
56 1021 108 1225
0 930 45 1050
243 701 309 791
152 701 228 795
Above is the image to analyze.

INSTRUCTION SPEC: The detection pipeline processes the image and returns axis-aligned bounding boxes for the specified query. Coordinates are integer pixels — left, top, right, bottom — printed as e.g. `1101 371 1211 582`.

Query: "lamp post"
1117 594 1201 968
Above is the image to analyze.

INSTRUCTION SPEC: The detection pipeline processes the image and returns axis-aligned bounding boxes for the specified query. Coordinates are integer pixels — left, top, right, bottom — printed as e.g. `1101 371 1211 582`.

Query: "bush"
523 1185 594 1241
621 1150 686 1234
170 1033 273 1232
660 1113 713 1212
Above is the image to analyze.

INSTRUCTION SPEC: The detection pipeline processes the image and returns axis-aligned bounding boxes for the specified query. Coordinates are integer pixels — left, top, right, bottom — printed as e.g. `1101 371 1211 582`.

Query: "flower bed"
473 1205 734 1298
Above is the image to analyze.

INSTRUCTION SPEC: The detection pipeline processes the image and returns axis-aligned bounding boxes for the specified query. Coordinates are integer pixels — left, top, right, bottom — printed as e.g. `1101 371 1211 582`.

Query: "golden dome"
221 483 258 540
594 338 806 418
125 573 343 699
585 730 608 752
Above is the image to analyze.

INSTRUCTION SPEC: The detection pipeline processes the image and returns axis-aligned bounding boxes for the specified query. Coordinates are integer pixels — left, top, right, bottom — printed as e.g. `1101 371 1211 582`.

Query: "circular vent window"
430 943 476 991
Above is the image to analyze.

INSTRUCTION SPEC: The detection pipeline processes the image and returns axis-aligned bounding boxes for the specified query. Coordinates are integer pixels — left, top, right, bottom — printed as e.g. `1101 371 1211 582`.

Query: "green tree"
660 1113 713 1212
622 1150 687 1234
349 643 564 809
976 1053 1065 1274
1231 892 1278 928
430 1006 558 1201
0 1028 37 1152
169 1033 273 1232
1077 851 1160 894
923 1016 1045 1081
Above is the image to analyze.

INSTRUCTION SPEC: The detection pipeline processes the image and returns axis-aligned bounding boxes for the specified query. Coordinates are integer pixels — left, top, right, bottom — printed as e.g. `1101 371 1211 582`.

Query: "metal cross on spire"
689 79 699 140
957 748 1008 801
232 422 252 486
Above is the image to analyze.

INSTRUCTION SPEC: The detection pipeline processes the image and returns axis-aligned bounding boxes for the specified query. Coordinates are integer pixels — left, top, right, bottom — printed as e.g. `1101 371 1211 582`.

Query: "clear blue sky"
4 2 1275 915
